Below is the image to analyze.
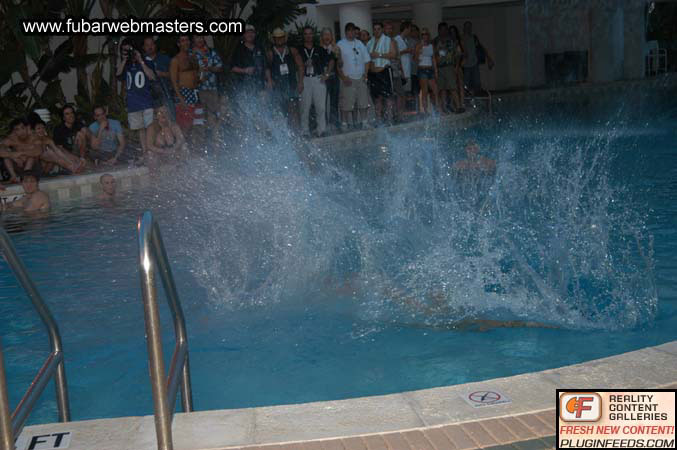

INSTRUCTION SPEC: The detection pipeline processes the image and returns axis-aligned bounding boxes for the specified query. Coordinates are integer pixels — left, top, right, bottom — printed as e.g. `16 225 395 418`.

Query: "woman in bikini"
145 105 188 169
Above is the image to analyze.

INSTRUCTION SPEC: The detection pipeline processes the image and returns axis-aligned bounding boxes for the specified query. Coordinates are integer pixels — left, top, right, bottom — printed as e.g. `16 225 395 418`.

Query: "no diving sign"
461 390 512 408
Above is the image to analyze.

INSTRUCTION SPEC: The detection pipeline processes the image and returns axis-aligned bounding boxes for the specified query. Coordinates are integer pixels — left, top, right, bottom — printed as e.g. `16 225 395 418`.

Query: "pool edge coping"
16 340 677 450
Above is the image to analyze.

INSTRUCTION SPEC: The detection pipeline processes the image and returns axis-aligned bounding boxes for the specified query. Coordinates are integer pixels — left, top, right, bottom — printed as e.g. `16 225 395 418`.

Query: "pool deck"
15 340 677 450
0 109 479 206
310 107 481 151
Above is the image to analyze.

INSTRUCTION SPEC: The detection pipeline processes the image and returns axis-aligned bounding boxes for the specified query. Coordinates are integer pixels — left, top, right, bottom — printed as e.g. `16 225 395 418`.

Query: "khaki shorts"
128 108 153 130
438 65 458 91
199 90 220 115
339 77 369 111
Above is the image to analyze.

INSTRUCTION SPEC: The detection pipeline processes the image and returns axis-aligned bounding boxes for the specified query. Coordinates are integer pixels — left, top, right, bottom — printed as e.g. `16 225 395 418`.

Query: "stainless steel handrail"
464 85 492 115
0 229 70 450
137 211 193 450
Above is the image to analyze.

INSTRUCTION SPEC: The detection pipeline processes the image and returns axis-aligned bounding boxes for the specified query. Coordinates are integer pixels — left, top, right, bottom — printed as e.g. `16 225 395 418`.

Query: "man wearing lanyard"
299 26 335 138
266 28 304 125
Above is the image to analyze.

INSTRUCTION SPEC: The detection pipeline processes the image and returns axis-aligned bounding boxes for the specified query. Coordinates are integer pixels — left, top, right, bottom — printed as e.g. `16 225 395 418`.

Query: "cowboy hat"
271 28 286 38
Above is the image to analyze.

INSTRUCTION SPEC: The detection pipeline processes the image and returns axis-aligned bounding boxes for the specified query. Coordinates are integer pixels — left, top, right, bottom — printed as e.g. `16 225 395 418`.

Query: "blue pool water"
2 87 676 425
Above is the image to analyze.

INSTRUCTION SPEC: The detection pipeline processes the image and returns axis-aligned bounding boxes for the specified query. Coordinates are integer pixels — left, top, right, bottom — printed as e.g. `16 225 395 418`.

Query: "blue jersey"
123 57 155 112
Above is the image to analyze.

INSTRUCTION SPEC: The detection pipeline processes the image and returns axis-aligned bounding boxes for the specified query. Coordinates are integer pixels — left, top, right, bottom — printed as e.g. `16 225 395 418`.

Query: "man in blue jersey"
116 38 156 155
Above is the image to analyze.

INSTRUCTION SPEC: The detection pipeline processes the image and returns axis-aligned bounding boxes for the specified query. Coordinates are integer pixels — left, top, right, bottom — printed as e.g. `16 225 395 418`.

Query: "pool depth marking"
14 431 71 450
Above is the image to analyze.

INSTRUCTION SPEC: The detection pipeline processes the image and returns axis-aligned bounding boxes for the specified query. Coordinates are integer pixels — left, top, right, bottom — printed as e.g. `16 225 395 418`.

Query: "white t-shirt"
337 38 371 79
394 35 411 79
366 34 392 69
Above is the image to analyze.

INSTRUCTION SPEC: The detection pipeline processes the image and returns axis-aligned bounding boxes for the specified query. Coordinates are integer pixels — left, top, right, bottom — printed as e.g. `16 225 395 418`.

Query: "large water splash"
149 94 657 331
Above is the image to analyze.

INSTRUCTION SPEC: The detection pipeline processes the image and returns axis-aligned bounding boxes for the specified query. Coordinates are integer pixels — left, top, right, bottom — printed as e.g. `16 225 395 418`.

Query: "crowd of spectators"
0 19 494 188
231 20 493 135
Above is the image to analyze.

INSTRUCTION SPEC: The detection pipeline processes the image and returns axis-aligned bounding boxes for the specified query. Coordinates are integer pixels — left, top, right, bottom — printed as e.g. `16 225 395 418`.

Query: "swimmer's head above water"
465 139 480 159
99 174 116 198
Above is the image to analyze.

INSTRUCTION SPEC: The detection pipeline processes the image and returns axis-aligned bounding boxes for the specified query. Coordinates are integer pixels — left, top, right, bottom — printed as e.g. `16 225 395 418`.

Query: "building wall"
301 0 647 89
445 3 527 91
525 0 646 86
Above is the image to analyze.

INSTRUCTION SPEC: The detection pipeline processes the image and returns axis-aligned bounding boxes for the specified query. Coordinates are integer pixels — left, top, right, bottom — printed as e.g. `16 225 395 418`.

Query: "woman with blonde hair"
414 28 439 114
145 105 188 169
321 27 340 132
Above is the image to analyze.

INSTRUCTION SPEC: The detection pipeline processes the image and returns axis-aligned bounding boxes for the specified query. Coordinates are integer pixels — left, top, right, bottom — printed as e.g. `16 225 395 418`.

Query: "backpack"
474 35 486 65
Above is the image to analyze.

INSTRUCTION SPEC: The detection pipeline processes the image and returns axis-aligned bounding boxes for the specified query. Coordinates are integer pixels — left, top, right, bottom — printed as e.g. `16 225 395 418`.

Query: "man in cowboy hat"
266 28 304 128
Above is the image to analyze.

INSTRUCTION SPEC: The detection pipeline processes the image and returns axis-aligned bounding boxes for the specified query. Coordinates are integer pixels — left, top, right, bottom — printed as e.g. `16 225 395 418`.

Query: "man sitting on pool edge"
1 172 50 213
1 117 87 181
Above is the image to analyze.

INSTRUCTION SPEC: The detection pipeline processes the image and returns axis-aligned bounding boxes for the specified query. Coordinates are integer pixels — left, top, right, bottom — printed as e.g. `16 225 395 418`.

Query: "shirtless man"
1 119 85 183
453 139 496 174
97 173 116 203
2 119 38 183
1 172 50 212
31 119 88 174
170 35 201 135
387 286 556 331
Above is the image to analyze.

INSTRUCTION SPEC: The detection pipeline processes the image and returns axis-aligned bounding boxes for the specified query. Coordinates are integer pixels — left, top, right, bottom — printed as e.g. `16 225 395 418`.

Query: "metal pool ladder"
0 228 70 450
137 211 193 450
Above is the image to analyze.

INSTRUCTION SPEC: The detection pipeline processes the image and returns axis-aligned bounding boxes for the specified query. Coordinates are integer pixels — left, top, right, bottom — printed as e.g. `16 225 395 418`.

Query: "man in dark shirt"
298 26 335 137
230 24 271 94
143 36 175 118
267 28 304 124
53 104 88 158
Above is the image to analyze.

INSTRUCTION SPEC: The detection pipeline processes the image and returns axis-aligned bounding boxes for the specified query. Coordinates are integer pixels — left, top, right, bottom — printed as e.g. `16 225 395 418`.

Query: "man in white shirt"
366 22 396 124
336 22 371 131
393 21 413 121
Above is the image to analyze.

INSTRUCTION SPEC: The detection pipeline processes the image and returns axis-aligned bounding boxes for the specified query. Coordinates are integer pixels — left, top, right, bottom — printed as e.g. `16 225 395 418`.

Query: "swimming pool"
2 87 676 425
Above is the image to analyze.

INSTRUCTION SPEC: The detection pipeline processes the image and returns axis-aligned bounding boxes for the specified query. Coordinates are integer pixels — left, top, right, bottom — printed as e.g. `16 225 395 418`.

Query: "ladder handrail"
0 229 70 450
137 211 193 450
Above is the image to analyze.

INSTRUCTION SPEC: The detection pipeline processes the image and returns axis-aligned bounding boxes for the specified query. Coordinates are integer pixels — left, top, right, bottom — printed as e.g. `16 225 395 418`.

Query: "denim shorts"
418 67 435 79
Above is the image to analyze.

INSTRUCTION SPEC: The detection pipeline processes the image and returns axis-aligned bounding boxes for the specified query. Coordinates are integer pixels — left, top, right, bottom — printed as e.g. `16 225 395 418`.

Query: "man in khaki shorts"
336 22 371 131
192 35 223 132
